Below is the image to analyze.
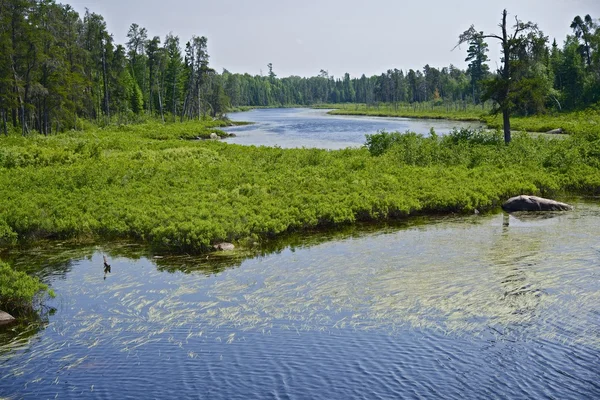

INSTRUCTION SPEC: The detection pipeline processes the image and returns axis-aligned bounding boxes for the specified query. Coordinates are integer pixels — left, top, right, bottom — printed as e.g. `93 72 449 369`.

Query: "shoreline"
228 104 598 136
1 118 598 255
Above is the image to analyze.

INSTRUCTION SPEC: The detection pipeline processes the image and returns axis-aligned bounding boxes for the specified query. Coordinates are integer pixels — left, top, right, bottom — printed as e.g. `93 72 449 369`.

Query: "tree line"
0 0 227 135
1 1 599 135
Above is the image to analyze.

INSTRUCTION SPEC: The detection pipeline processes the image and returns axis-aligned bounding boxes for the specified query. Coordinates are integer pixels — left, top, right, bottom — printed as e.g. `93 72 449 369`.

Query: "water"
223 108 482 149
1 201 599 399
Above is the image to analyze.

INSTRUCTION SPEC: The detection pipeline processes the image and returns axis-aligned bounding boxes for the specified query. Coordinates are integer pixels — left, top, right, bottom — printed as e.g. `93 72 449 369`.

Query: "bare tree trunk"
2 110 7 136
102 42 110 121
11 62 26 136
172 76 177 122
500 9 511 144
158 88 165 123
181 94 188 122
502 109 511 144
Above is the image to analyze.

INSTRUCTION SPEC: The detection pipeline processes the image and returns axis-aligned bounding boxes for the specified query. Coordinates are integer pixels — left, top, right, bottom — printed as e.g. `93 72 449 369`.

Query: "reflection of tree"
0 214 481 346
486 214 548 330
1 215 443 280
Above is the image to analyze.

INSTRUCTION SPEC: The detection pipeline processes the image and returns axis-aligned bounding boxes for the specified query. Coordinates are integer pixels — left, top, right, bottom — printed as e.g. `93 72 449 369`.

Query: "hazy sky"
65 0 599 78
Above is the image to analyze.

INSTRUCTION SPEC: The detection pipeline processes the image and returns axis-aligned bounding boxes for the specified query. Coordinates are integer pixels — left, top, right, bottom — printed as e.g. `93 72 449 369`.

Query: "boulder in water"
213 242 235 251
0 310 15 324
502 195 573 212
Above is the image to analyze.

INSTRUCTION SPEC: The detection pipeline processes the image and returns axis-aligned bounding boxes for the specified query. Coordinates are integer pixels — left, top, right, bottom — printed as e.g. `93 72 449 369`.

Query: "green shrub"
0 121 599 254
0 261 54 316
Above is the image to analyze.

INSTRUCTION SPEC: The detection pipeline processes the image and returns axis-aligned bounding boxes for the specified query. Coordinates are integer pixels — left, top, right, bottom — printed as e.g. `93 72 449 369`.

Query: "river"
1 200 599 399
223 108 482 149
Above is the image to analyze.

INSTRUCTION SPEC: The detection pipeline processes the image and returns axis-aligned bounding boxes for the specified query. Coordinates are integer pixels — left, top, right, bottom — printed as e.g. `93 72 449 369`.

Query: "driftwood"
546 128 564 134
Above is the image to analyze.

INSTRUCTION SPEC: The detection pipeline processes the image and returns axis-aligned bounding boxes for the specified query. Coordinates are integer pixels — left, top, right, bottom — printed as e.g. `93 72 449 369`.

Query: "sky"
65 0 599 79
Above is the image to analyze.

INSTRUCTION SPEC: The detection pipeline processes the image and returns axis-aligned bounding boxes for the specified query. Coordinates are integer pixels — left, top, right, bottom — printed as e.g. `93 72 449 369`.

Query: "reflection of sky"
1 203 599 398
224 108 482 149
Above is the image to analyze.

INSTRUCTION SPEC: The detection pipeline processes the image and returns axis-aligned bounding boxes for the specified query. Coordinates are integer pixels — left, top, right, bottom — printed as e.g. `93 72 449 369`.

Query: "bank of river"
1 201 599 399
223 108 482 149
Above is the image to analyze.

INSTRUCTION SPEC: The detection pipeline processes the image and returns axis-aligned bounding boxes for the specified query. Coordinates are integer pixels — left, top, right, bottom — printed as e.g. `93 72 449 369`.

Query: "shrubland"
0 121 599 255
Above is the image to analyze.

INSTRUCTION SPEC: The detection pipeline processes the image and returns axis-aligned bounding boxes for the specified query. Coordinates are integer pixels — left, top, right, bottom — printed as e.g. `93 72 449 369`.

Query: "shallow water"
224 108 482 149
1 202 600 399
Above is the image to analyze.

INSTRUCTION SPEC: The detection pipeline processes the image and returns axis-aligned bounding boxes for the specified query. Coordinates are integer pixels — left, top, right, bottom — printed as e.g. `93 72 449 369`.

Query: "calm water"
1 202 599 399
224 108 482 149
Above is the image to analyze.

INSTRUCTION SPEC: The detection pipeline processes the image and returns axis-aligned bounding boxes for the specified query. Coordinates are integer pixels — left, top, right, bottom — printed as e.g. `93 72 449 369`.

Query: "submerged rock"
213 242 235 251
0 310 15 324
502 195 573 212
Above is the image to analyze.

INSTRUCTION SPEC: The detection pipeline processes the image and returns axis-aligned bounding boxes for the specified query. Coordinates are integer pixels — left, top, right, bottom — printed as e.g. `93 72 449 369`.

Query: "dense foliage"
0 0 229 136
0 260 53 315
1 122 599 254
1 2 599 136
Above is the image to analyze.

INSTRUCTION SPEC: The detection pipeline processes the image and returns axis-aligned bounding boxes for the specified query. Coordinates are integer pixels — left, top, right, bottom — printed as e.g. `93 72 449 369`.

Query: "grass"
322 102 490 121
323 102 600 136
1 119 599 255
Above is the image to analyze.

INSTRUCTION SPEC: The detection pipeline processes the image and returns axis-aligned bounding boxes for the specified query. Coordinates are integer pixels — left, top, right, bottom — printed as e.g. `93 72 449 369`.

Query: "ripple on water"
1 202 599 399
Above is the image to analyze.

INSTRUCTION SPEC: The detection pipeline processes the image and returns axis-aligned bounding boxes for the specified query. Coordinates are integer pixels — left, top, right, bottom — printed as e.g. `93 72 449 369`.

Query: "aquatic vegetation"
0 121 599 255
0 261 54 316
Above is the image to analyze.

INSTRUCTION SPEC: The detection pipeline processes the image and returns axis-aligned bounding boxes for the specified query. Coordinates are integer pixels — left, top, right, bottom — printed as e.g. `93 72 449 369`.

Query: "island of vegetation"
0 1 599 314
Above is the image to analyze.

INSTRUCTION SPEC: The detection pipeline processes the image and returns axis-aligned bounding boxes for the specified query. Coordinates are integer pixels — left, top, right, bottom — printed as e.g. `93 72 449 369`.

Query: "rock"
546 128 564 134
209 132 219 140
502 195 573 212
0 310 15 324
213 242 235 251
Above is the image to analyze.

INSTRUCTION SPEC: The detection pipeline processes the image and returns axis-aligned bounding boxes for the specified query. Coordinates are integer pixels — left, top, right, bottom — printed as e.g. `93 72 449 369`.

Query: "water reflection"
1 202 599 399
224 108 482 149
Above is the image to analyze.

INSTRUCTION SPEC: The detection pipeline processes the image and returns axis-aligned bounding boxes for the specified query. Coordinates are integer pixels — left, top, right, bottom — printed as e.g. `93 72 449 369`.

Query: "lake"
1 201 599 399
223 108 482 149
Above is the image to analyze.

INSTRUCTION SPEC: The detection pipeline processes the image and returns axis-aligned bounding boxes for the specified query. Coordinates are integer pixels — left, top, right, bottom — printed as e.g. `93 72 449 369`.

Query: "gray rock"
546 128 564 134
209 132 219 140
502 195 573 212
0 310 15 324
213 242 235 251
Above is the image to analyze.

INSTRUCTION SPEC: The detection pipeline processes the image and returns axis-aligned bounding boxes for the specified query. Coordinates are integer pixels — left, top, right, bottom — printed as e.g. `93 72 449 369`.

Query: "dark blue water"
1 204 600 399
224 108 482 149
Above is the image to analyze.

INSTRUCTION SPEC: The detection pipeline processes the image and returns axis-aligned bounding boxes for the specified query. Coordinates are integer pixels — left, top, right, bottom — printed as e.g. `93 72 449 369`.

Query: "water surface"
1 203 599 399
224 108 482 149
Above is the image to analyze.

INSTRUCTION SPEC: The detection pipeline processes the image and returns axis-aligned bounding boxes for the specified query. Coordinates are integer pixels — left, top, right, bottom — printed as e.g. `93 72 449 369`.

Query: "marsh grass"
325 103 600 136
0 120 599 254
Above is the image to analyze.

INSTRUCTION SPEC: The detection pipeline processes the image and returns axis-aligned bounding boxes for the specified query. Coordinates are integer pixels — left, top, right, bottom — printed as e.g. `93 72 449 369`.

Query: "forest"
1 1 599 135
1 1 600 313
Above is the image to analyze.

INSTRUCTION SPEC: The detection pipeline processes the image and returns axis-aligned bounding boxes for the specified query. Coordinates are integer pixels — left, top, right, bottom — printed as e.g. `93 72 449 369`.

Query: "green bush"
0 261 54 316
0 122 599 254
